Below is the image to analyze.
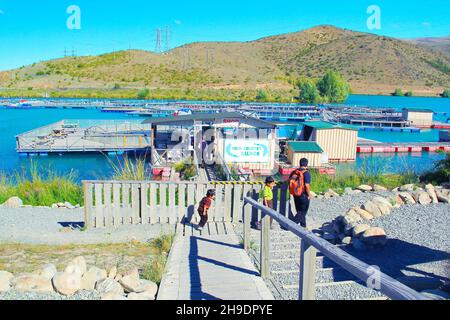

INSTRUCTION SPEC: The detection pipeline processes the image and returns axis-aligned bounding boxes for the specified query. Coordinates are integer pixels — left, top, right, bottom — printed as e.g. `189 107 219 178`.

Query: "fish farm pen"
15 120 153 154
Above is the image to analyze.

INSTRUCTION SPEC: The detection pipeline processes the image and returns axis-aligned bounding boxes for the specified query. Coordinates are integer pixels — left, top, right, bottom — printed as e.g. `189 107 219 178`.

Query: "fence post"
243 202 251 251
299 240 317 300
260 211 270 279
83 182 92 230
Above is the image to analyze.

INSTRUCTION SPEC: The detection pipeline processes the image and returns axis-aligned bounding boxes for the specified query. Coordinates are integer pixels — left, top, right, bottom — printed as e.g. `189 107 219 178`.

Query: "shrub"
392 88 404 96
441 89 450 98
420 152 450 184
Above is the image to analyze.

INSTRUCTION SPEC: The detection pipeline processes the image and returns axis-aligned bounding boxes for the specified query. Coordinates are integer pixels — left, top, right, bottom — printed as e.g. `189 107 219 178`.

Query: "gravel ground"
0 290 101 300
0 207 176 245
234 193 450 300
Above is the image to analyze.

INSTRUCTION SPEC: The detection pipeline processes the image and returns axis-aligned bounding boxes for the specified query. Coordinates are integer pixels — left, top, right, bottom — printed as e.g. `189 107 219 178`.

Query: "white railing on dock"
82 181 291 229
242 196 426 300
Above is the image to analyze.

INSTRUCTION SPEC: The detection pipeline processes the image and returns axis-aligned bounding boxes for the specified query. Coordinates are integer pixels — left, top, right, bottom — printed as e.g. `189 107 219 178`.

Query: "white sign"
223 139 270 163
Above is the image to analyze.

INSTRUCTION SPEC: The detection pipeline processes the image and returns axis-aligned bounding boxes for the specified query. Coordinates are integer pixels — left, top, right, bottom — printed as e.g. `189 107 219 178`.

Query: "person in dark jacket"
289 158 312 228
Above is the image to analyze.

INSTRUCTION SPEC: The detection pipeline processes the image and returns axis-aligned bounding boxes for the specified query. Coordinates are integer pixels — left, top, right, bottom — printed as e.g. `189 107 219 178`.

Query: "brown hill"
0 25 449 96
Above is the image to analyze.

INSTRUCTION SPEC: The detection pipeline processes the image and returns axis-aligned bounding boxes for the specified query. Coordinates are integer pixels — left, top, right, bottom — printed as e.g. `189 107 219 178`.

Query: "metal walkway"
157 223 274 300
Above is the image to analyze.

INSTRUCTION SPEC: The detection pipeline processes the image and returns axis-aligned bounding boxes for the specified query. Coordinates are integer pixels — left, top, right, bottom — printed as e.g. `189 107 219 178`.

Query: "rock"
114 274 123 282
39 264 57 280
119 275 141 293
12 274 54 293
2 196 23 208
361 200 383 217
127 291 156 300
81 267 107 290
396 276 444 291
342 209 363 226
95 278 124 295
417 192 432 205
123 268 139 280
344 221 358 236
108 266 117 279
52 272 82 296
351 238 367 251
399 184 415 192
425 184 438 204
65 256 87 276
310 191 317 198
57 202 65 207
354 207 374 220
64 202 75 209
420 289 450 300
352 224 370 237
101 292 127 300
391 194 405 206
357 185 372 192
0 271 14 292
342 236 352 245
436 190 450 203
373 184 387 191
51 204 58 208
135 279 158 297
398 192 416 205
391 187 399 192
361 227 387 246
372 196 393 208
324 189 339 198
371 196 392 215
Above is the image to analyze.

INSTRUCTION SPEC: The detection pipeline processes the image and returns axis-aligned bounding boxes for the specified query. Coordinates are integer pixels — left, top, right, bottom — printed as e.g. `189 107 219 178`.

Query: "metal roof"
142 112 277 128
303 121 357 131
288 141 324 153
402 108 434 113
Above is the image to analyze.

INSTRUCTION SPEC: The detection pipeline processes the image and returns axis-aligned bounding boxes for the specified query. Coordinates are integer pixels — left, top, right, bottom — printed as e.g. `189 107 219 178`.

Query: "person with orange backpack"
288 158 312 228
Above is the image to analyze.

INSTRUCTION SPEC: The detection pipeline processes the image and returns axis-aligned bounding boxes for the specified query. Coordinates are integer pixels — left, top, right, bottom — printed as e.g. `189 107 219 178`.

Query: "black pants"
198 211 208 227
293 194 310 227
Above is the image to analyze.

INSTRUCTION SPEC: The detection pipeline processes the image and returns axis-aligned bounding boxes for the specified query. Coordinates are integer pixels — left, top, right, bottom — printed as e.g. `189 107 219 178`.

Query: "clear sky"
0 0 448 71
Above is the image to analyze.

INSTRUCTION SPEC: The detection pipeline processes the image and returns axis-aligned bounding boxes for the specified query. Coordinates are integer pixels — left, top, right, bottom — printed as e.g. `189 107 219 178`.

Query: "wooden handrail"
243 196 426 300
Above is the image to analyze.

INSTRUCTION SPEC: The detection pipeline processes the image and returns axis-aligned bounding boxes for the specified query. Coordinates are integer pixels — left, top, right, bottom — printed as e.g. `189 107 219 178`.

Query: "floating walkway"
356 142 450 153
157 223 274 300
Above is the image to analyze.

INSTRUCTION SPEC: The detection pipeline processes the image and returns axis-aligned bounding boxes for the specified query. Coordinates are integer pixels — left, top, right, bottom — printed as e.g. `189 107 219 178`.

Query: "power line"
164 26 171 52
155 28 162 53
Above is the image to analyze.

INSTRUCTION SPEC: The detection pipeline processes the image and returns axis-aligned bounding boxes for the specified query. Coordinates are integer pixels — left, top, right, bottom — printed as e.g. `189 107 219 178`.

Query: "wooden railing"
82 180 292 229
242 196 426 300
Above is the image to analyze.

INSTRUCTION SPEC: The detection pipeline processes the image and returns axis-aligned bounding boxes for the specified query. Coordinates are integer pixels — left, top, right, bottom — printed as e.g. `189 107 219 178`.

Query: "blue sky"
0 0 448 71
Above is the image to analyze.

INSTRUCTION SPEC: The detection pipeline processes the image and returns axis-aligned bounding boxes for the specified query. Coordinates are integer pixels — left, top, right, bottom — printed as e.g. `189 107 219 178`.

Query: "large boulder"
371 196 392 215
39 264 58 280
2 197 23 208
95 278 124 295
436 190 450 203
101 292 127 300
424 184 438 204
0 271 14 292
119 275 141 293
352 224 371 237
52 272 82 296
108 266 117 279
81 267 107 290
398 192 416 205
127 291 156 300
373 184 387 191
324 189 339 198
342 209 363 226
361 227 387 246
65 256 87 276
399 184 415 192
354 207 374 220
361 200 383 218
416 191 432 205
357 185 373 192
12 274 54 293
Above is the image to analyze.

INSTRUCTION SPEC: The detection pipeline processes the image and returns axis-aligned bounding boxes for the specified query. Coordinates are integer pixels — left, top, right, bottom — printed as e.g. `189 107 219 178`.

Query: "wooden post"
243 202 251 251
83 182 93 230
299 240 317 300
260 211 270 279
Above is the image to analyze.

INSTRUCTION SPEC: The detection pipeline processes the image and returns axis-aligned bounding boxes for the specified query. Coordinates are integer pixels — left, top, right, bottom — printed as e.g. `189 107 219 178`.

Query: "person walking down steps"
288 158 312 228
196 189 216 231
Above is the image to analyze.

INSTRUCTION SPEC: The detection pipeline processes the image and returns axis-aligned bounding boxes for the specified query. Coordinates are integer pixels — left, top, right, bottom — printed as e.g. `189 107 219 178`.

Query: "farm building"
299 121 358 162
402 108 433 127
286 141 325 167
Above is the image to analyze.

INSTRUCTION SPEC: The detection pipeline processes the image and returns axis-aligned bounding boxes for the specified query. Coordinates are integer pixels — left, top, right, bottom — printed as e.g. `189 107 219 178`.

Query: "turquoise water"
0 94 448 180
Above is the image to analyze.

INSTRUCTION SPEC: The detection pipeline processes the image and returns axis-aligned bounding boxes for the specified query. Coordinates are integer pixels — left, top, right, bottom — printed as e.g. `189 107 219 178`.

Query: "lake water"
0 94 448 181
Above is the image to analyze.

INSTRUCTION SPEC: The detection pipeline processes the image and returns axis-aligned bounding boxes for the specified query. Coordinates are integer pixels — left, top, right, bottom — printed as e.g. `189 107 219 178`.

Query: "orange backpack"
289 169 307 196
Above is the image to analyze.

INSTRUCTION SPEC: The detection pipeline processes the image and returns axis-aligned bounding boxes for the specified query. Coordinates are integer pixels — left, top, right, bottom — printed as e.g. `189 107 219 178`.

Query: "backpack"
289 169 307 196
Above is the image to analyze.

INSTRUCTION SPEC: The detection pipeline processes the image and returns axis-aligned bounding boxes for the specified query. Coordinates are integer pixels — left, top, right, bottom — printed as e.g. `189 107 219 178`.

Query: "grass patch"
107 152 150 181
141 234 175 284
0 162 83 206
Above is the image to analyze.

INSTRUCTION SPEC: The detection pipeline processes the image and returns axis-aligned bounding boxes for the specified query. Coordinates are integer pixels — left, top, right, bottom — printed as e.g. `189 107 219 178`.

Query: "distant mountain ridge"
0 25 449 96
407 36 450 54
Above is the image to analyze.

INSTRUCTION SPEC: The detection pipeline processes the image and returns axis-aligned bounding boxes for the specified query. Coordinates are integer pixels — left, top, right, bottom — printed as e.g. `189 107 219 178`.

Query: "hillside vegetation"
0 25 449 98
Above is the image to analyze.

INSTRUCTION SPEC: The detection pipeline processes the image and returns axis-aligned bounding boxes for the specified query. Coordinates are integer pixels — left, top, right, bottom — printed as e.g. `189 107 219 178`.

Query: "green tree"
442 89 450 98
393 88 404 96
256 89 268 101
137 88 150 99
404 91 413 97
316 71 350 103
298 79 320 103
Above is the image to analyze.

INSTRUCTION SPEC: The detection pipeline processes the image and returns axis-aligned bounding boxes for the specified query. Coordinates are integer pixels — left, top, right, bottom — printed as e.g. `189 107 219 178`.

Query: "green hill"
0 25 449 97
